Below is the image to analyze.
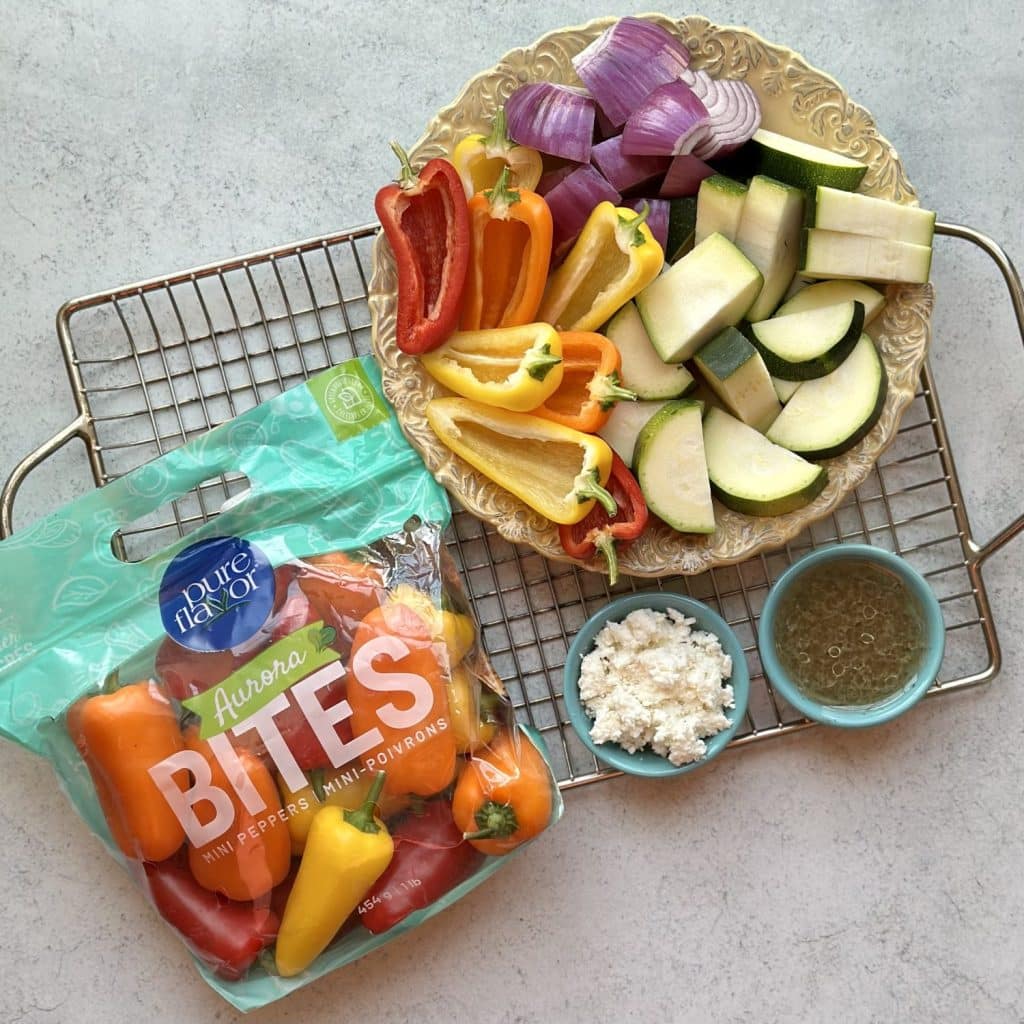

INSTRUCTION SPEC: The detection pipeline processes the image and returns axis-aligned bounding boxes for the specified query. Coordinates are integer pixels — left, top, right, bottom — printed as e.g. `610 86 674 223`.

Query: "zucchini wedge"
693 327 780 433
775 279 885 324
605 301 695 401
634 400 715 534
748 299 865 381
766 334 888 459
750 128 868 192
702 406 827 517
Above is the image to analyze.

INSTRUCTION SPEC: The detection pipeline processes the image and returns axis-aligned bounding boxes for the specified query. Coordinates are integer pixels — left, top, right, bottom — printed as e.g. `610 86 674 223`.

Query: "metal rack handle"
934 222 1024 566
0 414 91 538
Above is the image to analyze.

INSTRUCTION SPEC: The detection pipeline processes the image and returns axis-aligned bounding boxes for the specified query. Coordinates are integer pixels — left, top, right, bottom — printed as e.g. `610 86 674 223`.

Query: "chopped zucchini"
748 299 865 380
694 327 780 432
695 175 748 245
812 186 935 246
666 196 698 263
771 376 802 403
597 399 667 469
775 279 885 324
605 301 695 401
801 229 932 284
734 175 805 322
634 400 715 534
750 128 868 191
636 232 763 364
766 334 887 459
702 406 827 517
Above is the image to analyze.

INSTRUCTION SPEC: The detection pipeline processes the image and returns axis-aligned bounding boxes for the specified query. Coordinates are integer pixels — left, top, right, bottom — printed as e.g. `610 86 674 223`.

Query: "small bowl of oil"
757 544 945 728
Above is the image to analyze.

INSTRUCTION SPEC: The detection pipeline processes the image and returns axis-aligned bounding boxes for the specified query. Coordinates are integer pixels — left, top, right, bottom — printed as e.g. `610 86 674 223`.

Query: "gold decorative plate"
369 14 934 577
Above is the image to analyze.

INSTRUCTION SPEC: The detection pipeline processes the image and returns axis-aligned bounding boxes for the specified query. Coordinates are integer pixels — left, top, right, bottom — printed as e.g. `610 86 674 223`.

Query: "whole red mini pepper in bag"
357 797 484 934
375 142 471 355
144 861 279 981
558 451 648 586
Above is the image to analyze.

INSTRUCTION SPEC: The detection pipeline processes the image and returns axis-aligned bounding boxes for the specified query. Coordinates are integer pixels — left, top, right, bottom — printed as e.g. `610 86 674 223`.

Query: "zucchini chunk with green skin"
634 400 715 534
734 175 805 323
666 196 698 263
748 299 865 381
636 232 763 363
801 229 932 284
695 175 748 245
811 186 936 247
766 334 887 459
749 128 868 192
597 399 667 469
605 301 695 401
775 279 885 324
702 406 827 517
694 327 781 433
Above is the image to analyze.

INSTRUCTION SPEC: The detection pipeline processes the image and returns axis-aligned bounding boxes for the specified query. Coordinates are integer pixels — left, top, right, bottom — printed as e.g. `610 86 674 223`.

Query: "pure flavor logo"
159 536 275 653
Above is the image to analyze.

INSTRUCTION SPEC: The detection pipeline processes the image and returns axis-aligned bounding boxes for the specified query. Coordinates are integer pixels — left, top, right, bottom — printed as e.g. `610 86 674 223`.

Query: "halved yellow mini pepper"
537 201 665 332
420 323 563 412
451 107 543 198
275 772 394 977
425 396 617 525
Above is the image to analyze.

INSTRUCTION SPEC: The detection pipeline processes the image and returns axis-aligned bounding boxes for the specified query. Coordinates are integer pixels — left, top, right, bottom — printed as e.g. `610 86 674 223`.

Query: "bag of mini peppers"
0 356 562 1011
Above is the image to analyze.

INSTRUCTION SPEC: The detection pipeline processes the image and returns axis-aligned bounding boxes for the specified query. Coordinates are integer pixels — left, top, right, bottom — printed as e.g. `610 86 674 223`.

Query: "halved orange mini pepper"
451 728 553 856
460 168 553 331
186 727 291 902
533 331 637 433
67 680 186 862
348 602 458 798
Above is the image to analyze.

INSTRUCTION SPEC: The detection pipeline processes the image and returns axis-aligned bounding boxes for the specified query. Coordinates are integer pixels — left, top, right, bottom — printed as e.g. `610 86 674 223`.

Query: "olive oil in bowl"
757 544 945 728
772 559 925 706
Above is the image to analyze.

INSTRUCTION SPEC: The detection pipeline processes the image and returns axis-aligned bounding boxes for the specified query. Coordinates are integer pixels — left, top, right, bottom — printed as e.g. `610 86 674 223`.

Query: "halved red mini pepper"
558 451 649 585
375 143 471 355
460 167 552 331
356 797 484 934
533 331 637 434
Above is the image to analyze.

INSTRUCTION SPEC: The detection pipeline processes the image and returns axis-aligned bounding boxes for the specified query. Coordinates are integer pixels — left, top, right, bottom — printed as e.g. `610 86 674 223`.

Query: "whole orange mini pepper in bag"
185 727 291 902
68 680 186 862
347 602 458 798
452 728 554 856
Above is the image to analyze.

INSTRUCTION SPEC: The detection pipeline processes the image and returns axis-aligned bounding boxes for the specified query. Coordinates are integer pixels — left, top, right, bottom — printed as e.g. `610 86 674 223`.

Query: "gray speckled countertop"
2 3 1023 1022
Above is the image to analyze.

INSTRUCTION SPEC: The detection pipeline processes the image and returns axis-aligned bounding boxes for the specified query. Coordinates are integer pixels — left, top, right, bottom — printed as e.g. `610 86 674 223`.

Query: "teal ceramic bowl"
563 591 750 777
757 544 945 728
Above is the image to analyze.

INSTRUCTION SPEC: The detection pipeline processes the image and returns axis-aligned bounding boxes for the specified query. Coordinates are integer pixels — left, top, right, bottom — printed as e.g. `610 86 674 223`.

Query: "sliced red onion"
621 81 710 157
536 163 579 197
686 70 762 160
591 136 671 194
573 17 691 128
627 198 669 252
544 164 621 263
659 154 716 197
505 82 596 163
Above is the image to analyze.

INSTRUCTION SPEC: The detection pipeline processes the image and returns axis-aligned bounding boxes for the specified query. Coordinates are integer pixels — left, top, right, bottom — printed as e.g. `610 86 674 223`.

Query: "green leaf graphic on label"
308 360 389 441
183 621 339 738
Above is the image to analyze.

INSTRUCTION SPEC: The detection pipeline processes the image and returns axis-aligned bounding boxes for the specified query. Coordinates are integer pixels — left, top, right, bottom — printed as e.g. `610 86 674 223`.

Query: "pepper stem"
524 343 562 382
484 107 511 151
463 799 519 840
594 532 620 587
576 470 618 517
389 141 418 190
309 767 326 803
484 165 521 216
618 201 652 248
589 370 638 409
343 771 386 834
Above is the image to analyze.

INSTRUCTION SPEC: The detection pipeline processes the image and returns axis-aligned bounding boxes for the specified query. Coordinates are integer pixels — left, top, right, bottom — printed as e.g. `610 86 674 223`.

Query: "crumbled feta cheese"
577 606 735 766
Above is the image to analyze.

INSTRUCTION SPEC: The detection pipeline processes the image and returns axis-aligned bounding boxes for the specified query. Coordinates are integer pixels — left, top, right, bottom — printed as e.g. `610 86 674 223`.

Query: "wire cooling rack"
2 222 1021 788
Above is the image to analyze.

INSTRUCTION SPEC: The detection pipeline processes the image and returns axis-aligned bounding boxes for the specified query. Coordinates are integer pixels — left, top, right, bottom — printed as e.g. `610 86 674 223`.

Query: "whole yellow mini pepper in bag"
451 106 543 198
419 323 563 412
425 396 617 525
447 664 499 754
537 201 664 332
386 583 476 666
276 766 411 856
275 771 394 977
